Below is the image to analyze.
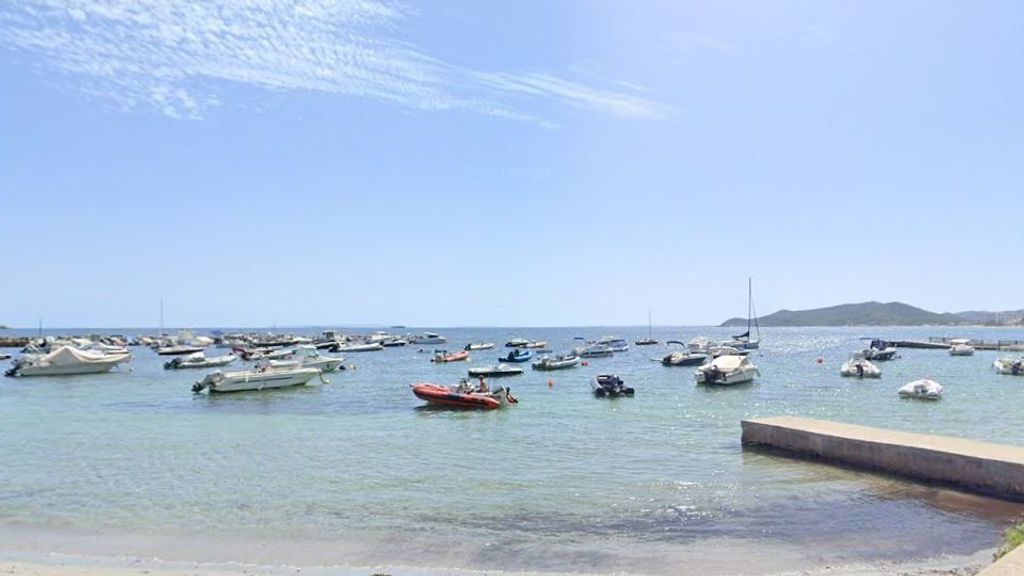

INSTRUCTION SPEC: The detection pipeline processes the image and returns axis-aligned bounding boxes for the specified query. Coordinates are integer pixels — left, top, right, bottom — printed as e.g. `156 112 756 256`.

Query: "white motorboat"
948 339 975 356
898 379 943 400
192 364 323 393
662 350 708 366
840 353 882 378
695 355 760 385
381 338 408 347
709 345 749 358
164 352 237 370
531 354 580 371
156 344 206 356
464 342 495 351
505 338 530 348
467 364 524 378
269 345 345 372
6 345 131 377
573 344 614 358
863 339 899 361
409 332 447 345
332 342 384 353
993 357 1024 375
687 337 716 354
595 336 629 352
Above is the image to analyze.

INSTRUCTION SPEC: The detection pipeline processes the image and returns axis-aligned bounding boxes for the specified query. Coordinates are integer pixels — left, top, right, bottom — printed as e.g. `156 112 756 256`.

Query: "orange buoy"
548 378 554 388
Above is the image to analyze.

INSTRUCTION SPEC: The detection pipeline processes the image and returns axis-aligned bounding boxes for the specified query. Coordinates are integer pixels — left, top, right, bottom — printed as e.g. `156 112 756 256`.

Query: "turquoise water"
2 326 1024 574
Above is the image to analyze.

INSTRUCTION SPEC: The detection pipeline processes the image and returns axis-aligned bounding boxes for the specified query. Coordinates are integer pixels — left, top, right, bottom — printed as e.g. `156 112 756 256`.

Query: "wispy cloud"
0 0 667 123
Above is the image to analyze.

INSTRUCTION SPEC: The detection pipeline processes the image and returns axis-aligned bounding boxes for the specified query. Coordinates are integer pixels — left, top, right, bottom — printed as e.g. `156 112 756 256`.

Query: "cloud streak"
0 0 666 123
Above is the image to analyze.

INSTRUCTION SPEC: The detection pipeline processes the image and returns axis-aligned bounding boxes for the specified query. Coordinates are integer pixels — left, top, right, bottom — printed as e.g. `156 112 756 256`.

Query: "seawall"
741 416 1024 501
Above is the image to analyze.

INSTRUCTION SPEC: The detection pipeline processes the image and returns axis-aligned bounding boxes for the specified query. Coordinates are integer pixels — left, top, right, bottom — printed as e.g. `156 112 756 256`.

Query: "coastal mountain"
720 301 967 327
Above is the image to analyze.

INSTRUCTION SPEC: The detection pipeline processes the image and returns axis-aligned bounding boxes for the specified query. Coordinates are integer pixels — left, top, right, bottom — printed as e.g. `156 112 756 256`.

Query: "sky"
1 0 1023 328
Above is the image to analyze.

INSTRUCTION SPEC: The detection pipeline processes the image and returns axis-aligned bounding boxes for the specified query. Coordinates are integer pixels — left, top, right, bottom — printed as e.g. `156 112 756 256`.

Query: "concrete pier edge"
740 416 1024 502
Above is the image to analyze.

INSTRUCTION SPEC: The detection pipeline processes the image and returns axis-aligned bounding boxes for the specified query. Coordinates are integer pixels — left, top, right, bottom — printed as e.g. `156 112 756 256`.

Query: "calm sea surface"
2 326 1024 574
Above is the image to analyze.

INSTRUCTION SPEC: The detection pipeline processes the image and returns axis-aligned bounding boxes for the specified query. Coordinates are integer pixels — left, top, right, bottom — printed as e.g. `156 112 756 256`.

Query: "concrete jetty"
741 416 1024 501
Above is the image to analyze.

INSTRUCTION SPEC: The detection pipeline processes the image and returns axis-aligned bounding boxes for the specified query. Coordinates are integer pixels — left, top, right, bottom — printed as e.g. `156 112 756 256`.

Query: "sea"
2 325 1023 575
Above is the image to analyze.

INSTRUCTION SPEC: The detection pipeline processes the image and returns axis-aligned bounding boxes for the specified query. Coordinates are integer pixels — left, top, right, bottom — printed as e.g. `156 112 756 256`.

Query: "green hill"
720 301 967 327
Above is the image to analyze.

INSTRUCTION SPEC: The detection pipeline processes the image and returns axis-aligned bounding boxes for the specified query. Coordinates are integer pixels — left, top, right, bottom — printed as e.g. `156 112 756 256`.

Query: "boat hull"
11 362 122 377
411 383 503 409
196 368 321 393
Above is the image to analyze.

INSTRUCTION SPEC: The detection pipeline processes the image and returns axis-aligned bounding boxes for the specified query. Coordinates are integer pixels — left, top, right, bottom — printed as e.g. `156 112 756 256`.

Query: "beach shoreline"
0 550 994 576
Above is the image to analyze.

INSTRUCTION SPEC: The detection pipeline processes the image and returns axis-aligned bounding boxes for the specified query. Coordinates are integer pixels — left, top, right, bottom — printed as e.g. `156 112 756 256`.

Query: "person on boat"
856 363 865 377
477 375 489 393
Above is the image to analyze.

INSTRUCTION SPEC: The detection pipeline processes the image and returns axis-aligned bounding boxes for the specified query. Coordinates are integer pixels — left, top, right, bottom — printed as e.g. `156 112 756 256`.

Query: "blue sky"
1 1 1022 328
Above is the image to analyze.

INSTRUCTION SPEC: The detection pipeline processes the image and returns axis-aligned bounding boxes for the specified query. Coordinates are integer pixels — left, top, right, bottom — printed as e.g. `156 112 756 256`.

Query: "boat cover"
39 345 118 366
712 355 746 371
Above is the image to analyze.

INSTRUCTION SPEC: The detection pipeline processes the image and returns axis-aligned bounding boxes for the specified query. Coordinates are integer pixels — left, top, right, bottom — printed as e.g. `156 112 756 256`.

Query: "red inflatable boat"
411 383 512 409
431 350 470 363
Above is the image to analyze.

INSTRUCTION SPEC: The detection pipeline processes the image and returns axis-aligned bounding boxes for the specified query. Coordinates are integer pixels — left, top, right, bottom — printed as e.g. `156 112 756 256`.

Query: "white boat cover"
711 355 746 371
40 345 119 366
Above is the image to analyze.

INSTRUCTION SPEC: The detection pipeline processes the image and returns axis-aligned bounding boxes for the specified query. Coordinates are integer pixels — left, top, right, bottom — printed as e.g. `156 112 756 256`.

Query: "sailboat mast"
648 310 653 338
159 297 164 336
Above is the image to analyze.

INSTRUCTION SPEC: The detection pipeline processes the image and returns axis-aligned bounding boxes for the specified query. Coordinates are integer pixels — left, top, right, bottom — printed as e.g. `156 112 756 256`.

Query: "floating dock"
741 416 1024 501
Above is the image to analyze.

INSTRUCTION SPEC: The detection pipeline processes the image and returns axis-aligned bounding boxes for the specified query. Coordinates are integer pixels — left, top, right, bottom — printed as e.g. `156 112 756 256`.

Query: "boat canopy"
712 355 746 371
39 345 117 366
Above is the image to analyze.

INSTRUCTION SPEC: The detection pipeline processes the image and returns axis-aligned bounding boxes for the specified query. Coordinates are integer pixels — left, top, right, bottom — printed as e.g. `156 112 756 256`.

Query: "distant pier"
887 336 1024 351
741 416 1024 501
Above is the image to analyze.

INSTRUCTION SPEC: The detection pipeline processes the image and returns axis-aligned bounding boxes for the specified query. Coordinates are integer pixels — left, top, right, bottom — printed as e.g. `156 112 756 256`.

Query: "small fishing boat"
993 357 1024 375
572 344 613 358
464 342 495 351
499 349 533 363
192 363 324 393
505 338 530 348
232 347 294 361
840 353 882 378
591 374 634 398
522 341 547 349
432 349 470 363
5 346 131 377
467 364 523 378
411 382 517 409
381 338 408 347
695 355 760 385
164 352 237 370
332 342 384 353
948 339 975 356
532 354 580 371
709 345 749 358
898 379 943 400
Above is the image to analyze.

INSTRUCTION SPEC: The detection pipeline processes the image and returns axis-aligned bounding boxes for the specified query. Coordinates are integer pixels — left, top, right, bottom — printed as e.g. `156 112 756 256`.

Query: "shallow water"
1 326 1023 573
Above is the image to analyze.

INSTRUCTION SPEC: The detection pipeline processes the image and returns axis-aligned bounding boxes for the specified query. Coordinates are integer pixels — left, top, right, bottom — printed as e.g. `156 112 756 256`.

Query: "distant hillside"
720 301 967 327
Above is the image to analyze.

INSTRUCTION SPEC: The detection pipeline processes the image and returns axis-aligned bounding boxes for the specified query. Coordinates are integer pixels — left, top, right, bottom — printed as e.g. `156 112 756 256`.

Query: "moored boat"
332 342 384 353
948 339 975 356
411 382 517 409
840 353 882 378
164 352 237 370
464 342 495 351
156 344 206 356
695 355 760 385
863 339 899 361
467 364 523 378
532 354 580 371
522 341 547 349
993 356 1024 375
591 374 634 398
409 332 447 345
432 349 470 363
662 342 708 366
192 364 323 393
269 345 346 372
499 349 533 363
572 344 613 358
898 379 943 400
505 338 530 348
6 345 131 377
